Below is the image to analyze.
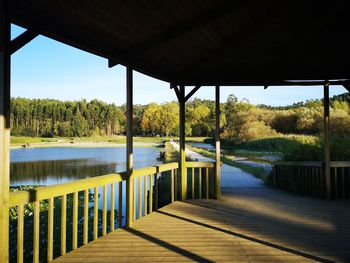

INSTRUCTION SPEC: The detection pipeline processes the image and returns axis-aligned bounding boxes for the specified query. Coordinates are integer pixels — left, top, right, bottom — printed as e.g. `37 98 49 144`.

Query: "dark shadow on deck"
177 186 350 262
157 210 334 263
127 228 214 263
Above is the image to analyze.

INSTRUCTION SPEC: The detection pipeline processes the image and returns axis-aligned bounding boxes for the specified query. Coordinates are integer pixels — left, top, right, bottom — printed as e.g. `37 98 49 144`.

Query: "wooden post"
215 86 221 199
179 85 187 200
324 81 331 199
0 3 10 261
126 64 134 227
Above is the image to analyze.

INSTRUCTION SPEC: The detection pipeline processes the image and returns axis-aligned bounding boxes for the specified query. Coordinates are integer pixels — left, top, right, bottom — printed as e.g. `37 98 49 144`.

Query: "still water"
10 147 163 186
10 147 164 224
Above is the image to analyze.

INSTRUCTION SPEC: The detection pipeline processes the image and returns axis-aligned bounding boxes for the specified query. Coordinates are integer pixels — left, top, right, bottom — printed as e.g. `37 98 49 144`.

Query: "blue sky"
11 25 347 106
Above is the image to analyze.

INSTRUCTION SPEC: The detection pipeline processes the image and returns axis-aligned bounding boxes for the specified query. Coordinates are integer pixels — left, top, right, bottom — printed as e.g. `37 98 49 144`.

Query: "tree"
71 109 88 137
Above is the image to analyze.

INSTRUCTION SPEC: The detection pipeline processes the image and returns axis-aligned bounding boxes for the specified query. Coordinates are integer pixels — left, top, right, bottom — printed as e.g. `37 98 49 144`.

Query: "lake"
10 147 164 186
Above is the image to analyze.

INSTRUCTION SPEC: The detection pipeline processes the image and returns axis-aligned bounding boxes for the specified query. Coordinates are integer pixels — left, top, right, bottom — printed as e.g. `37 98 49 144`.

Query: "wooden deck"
53 187 350 263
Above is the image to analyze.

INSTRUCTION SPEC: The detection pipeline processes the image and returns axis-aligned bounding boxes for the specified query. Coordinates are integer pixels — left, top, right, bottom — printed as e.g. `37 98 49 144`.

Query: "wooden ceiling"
8 0 350 86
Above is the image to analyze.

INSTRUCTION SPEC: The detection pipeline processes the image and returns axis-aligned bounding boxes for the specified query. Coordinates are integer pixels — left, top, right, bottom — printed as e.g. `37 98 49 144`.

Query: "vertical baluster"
171 169 174 203
206 167 209 199
149 174 153 213
342 167 345 198
118 182 123 227
93 187 98 240
138 177 142 219
83 189 89 245
143 176 147 216
198 168 202 199
102 185 107 236
72 192 78 249
192 168 195 199
133 179 136 221
17 204 24 263
47 198 54 262
174 169 177 201
110 183 115 232
155 174 159 210
33 201 40 263
334 168 338 198
61 195 67 256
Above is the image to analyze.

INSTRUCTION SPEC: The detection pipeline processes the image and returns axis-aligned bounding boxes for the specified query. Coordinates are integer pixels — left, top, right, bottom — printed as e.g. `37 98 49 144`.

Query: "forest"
11 93 350 139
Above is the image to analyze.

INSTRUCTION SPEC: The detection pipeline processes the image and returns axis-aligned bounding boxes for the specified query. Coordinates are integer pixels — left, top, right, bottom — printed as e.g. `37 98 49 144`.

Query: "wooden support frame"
126 64 134 227
0 3 10 261
179 85 187 200
343 83 350 93
184 85 201 102
10 29 39 55
215 86 221 199
324 81 331 199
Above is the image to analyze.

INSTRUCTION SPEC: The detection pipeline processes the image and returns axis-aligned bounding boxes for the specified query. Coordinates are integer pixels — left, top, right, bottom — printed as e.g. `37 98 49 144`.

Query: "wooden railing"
9 161 216 263
273 161 350 198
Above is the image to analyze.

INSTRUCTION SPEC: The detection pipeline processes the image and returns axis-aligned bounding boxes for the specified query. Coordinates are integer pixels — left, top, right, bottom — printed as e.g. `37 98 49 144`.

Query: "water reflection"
10 147 163 186
10 159 117 186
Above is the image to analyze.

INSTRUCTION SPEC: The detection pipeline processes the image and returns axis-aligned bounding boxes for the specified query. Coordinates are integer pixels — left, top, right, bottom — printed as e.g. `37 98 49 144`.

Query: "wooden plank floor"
54 187 350 262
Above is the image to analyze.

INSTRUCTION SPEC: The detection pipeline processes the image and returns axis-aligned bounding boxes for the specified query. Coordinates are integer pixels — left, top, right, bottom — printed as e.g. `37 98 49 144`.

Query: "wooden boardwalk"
54 187 350 262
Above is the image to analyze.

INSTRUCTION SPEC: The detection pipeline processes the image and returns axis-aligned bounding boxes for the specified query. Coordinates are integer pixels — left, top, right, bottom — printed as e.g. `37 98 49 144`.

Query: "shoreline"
11 141 162 149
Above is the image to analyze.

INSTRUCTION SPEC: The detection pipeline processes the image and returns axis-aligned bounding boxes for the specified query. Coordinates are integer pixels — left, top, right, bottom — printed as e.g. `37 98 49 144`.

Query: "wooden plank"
102 185 107 236
0 8 10 262
155 174 159 210
324 82 331 199
179 85 187 200
206 168 209 199
61 194 67 256
17 204 24 263
156 162 178 172
93 187 98 240
33 201 40 263
186 162 215 168
110 183 115 232
48 197 54 262
10 29 39 55
83 189 89 245
118 182 123 227
72 192 78 249
215 85 221 200
171 170 174 203
126 64 134 227
9 173 123 207
198 168 202 199
148 174 153 213
192 168 195 199
143 176 147 216
138 178 142 219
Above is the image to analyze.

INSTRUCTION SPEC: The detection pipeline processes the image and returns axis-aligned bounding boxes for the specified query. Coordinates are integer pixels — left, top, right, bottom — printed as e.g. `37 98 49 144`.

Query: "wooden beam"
171 84 183 102
184 86 201 102
343 84 350 93
123 1 240 57
10 29 38 55
179 85 187 200
0 2 10 261
215 86 221 200
126 64 134 227
323 81 331 199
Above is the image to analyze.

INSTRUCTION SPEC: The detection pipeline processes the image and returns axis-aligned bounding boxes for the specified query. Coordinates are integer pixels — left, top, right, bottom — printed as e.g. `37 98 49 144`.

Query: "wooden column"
0 3 10 261
215 86 221 199
324 81 331 199
179 86 187 200
126 65 134 227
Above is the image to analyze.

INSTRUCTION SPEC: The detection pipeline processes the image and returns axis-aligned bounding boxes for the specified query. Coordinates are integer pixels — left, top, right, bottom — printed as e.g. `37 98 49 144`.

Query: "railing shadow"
157 210 333 263
127 228 214 263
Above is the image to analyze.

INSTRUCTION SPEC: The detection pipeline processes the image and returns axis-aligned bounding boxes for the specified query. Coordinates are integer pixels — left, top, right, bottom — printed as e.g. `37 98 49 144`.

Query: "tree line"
10 93 350 140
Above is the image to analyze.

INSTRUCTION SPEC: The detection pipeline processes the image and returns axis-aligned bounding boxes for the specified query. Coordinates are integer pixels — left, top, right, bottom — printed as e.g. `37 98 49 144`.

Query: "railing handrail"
10 162 181 207
275 161 350 168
